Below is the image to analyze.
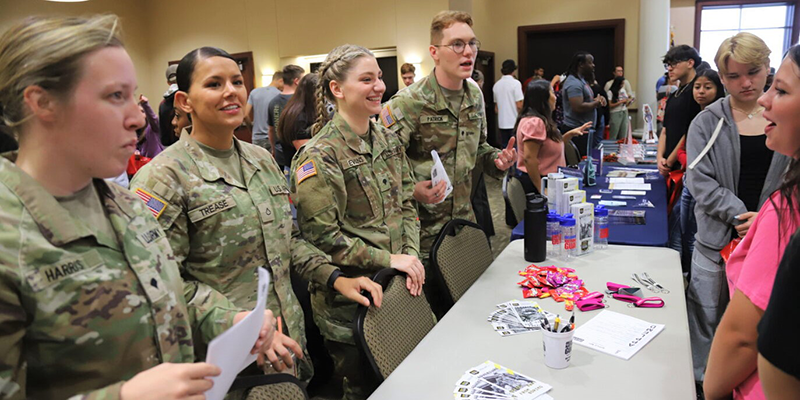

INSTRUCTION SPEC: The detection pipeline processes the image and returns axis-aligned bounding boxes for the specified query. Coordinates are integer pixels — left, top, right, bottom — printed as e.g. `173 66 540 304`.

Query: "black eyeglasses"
434 39 481 54
663 60 687 69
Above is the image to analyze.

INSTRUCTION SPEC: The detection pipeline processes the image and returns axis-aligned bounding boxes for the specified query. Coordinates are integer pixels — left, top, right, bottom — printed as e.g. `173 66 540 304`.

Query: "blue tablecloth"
511 168 669 247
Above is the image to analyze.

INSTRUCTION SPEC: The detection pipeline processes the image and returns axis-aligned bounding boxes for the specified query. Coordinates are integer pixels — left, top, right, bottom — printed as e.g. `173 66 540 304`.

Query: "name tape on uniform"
341 156 367 169
420 115 449 124
26 250 104 292
188 196 237 223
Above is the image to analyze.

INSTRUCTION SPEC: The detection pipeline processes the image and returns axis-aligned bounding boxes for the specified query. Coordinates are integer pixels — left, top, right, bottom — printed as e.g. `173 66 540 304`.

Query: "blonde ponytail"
311 44 374 136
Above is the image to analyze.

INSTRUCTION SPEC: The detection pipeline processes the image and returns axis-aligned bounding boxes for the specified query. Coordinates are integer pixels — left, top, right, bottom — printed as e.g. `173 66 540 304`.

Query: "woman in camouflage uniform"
0 15 274 400
290 44 424 400
130 47 381 382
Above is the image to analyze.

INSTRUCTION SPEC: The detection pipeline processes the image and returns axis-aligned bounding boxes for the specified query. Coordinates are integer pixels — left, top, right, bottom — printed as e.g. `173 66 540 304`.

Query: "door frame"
517 19 626 83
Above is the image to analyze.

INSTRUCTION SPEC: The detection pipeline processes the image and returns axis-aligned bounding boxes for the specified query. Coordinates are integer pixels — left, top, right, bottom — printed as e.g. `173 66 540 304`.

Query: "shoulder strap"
688 117 724 170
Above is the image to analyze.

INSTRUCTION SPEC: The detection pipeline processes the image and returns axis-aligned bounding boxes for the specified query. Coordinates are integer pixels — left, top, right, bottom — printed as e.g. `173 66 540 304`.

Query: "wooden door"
230 51 255 143
517 19 625 90
475 50 499 148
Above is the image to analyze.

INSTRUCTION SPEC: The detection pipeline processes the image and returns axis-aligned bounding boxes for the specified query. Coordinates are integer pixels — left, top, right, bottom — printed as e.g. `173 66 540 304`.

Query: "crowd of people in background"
1 9 800 400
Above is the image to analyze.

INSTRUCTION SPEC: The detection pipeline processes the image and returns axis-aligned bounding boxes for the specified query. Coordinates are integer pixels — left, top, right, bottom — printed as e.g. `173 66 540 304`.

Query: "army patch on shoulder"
380 106 397 128
134 188 167 219
296 160 318 184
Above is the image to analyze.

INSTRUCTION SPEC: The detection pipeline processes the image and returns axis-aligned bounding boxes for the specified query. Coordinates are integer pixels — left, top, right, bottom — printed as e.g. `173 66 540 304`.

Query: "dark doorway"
474 50 498 147
311 55 399 103
517 19 625 90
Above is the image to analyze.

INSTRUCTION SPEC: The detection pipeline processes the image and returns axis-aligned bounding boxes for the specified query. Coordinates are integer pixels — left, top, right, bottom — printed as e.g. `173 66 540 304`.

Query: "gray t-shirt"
561 75 595 128
247 86 280 139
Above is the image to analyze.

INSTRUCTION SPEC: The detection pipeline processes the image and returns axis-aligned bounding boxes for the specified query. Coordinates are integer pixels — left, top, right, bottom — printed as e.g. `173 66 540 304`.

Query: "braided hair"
311 44 374 136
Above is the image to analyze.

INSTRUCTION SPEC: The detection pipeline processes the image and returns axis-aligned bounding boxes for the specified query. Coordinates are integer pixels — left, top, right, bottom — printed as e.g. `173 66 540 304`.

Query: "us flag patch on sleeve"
296 160 317 184
380 106 396 128
134 188 167 219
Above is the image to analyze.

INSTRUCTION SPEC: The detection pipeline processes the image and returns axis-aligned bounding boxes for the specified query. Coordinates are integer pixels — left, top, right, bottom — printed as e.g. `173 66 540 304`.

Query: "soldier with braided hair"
290 44 422 400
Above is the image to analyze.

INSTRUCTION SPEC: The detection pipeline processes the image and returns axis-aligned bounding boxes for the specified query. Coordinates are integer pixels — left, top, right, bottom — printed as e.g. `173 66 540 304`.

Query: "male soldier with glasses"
381 11 516 314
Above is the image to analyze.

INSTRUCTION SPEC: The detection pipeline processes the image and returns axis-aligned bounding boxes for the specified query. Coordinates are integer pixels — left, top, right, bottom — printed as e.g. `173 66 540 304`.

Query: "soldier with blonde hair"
291 43 422 400
382 11 516 314
0 15 276 399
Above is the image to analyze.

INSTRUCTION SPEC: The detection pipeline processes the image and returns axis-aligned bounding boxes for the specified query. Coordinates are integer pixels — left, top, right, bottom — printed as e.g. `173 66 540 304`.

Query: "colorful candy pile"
518 264 589 311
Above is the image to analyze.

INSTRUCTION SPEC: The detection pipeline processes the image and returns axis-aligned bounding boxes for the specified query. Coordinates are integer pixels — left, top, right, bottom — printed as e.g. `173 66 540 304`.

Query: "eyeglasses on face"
434 39 481 54
664 60 687 69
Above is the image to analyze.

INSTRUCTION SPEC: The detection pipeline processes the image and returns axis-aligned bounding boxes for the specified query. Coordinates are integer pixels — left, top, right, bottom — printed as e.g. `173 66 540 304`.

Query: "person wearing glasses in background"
381 10 516 312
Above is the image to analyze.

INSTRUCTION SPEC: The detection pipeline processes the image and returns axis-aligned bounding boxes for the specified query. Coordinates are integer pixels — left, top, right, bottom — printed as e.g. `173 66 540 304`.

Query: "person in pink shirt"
704 44 800 400
514 79 590 195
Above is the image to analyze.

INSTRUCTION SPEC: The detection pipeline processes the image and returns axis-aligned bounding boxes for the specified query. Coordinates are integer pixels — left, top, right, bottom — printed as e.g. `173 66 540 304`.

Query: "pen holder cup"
542 329 574 369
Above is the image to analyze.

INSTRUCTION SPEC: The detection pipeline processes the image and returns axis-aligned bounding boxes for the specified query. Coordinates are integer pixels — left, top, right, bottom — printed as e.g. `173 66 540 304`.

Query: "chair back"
430 219 493 313
503 170 527 222
564 139 581 167
354 269 436 382
231 374 308 400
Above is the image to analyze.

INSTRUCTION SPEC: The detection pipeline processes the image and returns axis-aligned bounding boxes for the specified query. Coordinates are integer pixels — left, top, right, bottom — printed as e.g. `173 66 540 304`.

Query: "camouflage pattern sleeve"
0 247 27 400
291 150 392 270
383 95 417 150
130 167 240 348
184 282 241 348
289 224 338 287
129 169 190 268
399 144 420 258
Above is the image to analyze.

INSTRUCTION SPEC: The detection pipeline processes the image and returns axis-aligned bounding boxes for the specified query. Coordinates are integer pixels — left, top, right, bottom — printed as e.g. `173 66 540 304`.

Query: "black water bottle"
524 193 548 262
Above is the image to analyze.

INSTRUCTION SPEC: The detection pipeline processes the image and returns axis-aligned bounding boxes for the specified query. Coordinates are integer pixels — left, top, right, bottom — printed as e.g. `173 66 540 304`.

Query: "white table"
368 241 695 399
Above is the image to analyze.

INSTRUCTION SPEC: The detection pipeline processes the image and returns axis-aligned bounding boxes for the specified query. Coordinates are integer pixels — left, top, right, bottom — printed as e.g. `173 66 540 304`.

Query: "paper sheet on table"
620 190 647 196
608 177 644 185
608 183 651 191
204 267 270 400
573 310 664 360
430 150 453 204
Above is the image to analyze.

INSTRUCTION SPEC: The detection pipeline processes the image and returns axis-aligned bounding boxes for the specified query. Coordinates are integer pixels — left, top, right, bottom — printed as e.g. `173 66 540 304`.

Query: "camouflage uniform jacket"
0 154 239 400
382 70 502 256
290 113 420 342
130 134 335 380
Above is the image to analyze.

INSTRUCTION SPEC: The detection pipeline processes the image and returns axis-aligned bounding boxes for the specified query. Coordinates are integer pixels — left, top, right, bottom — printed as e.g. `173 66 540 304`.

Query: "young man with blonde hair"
685 32 790 392
382 10 516 316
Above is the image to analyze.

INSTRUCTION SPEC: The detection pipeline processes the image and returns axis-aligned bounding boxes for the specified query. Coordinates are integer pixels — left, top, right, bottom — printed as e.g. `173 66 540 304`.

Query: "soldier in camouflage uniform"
381 11 516 308
131 47 382 384
0 16 274 400
291 45 423 400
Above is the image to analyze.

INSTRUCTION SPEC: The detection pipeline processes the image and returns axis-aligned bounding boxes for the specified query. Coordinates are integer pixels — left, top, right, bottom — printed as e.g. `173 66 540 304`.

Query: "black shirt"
758 227 800 380
662 79 701 167
267 93 292 167
280 113 312 167
738 134 773 212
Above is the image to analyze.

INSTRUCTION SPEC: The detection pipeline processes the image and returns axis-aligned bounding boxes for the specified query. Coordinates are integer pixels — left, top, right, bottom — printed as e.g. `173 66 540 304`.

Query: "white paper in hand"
204 267 270 400
430 150 453 204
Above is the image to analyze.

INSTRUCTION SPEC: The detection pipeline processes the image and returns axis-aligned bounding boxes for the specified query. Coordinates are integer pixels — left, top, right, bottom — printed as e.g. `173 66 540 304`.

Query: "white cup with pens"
541 313 575 369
